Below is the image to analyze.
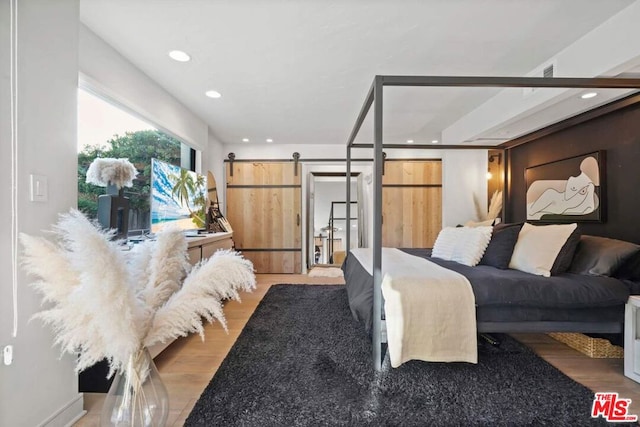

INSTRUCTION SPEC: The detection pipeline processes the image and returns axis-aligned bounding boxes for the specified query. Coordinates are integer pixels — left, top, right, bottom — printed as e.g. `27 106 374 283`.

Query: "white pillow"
432 226 493 266
431 227 458 260
508 222 577 277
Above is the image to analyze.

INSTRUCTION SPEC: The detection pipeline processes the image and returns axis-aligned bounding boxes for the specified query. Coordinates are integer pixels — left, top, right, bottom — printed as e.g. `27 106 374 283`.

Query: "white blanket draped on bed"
351 247 477 367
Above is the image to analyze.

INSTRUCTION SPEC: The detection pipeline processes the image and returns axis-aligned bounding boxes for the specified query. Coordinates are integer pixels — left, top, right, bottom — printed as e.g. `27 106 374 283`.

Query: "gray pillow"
550 227 581 275
615 251 640 281
568 235 640 276
479 223 522 269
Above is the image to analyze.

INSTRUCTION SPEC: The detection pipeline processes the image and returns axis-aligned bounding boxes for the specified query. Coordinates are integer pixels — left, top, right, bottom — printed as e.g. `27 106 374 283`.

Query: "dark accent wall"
505 100 640 243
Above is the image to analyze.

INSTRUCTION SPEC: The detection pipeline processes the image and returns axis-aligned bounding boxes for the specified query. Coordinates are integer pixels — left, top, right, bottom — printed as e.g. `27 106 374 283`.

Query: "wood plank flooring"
74 274 640 426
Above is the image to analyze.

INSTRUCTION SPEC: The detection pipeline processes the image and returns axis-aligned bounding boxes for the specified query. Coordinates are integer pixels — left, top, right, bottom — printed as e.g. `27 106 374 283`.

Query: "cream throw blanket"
351 248 477 367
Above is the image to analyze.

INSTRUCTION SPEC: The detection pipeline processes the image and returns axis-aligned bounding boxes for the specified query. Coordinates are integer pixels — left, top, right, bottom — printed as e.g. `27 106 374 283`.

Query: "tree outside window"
78 89 184 231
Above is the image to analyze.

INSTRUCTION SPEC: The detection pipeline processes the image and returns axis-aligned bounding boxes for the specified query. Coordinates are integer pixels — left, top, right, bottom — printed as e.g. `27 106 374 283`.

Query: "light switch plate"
30 174 48 202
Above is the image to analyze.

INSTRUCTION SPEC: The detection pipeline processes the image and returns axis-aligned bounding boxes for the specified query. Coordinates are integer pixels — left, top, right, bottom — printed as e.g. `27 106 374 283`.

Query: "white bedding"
350 247 477 367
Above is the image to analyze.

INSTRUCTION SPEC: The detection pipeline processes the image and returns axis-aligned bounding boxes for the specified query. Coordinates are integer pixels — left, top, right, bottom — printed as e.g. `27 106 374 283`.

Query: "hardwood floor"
74 274 640 426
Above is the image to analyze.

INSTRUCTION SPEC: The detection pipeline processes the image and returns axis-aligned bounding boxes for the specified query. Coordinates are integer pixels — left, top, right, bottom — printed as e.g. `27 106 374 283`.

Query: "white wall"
0 1 84 426
442 150 488 227
79 24 209 152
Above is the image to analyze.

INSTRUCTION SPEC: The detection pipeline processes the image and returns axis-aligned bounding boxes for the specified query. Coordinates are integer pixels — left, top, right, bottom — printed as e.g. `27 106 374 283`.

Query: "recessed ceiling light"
242 138 249 142
266 138 273 143
407 139 414 144
581 92 598 99
431 139 439 144
205 90 222 99
168 50 191 62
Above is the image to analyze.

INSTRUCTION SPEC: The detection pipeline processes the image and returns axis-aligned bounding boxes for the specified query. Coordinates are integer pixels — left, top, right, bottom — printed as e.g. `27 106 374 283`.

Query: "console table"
185 231 234 266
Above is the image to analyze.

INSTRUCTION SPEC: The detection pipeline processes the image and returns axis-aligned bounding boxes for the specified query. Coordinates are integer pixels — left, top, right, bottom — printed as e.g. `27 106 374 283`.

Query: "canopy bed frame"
344 75 640 370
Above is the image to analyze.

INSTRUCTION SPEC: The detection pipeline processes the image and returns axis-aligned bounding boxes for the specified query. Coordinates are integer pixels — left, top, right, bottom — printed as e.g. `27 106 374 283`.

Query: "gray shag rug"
185 285 622 426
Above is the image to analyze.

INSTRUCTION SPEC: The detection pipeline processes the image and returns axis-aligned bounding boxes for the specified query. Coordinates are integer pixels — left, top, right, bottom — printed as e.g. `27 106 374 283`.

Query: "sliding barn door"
382 160 442 248
226 162 302 273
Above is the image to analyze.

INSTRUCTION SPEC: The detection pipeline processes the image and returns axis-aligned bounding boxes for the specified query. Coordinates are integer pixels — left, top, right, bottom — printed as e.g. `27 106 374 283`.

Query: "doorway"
308 172 360 269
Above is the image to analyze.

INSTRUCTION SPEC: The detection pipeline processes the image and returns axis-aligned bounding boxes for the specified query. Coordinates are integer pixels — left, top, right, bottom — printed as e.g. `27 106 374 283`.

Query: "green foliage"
78 130 182 219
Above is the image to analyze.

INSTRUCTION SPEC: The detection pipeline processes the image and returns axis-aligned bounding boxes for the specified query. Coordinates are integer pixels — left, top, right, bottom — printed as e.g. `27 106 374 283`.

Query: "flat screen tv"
150 158 207 233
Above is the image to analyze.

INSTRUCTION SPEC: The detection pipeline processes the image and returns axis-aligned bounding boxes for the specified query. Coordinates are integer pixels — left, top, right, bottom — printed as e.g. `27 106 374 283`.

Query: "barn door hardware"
382 152 387 175
292 152 300 176
228 153 236 177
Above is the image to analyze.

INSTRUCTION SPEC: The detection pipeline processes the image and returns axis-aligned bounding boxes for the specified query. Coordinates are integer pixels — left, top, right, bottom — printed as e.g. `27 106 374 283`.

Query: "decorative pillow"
549 227 581 275
479 222 523 269
431 227 458 260
508 222 578 277
568 235 640 276
432 226 493 266
615 251 640 281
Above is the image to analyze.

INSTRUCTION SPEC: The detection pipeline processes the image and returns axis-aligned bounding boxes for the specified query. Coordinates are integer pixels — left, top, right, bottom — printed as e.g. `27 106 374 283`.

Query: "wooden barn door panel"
382 187 442 248
240 252 302 275
383 161 442 185
226 162 301 273
227 162 300 186
382 160 442 248
226 188 301 248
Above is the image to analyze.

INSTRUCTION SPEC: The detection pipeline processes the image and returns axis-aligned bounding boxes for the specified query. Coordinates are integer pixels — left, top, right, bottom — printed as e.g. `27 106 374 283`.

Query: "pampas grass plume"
86 157 138 189
20 209 255 376
487 190 503 220
144 250 256 347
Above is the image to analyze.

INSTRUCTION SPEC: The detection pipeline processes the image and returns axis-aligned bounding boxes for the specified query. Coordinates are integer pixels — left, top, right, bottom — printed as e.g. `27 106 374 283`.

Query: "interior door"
226 162 302 273
382 160 442 248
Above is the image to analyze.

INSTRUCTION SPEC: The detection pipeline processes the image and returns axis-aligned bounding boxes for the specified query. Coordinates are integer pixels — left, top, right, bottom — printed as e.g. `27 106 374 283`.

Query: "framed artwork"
525 151 605 223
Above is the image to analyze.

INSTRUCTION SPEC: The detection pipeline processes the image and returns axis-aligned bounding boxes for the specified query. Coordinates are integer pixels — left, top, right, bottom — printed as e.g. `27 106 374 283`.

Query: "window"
77 89 193 232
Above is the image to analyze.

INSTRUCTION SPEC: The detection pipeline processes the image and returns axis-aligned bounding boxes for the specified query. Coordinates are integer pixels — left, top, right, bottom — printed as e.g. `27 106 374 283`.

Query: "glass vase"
100 348 169 427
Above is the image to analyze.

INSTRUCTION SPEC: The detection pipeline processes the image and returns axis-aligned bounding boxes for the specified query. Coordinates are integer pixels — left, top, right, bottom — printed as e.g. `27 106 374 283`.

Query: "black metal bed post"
329 204 333 263
345 78 375 261
372 76 385 371
346 145 351 254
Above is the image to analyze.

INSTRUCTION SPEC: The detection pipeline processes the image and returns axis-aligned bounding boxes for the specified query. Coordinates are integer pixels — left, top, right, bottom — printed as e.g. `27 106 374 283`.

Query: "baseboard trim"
63 409 87 427
38 393 85 427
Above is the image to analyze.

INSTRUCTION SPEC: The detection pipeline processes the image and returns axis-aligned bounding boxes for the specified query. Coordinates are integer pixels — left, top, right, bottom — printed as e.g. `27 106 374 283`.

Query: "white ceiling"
79 0 639 147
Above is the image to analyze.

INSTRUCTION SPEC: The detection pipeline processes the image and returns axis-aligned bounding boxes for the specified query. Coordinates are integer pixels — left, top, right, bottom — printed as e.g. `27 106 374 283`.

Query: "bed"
343 75 640 369
342 224 640 367
344 247 637 335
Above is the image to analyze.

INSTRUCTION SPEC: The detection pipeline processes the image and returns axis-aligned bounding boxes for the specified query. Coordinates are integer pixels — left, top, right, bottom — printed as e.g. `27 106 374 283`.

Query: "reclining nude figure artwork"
527 155 600 220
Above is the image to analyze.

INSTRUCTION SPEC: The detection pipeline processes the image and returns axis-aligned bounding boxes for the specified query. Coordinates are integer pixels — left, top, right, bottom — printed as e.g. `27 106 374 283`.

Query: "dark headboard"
504 98 640 244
